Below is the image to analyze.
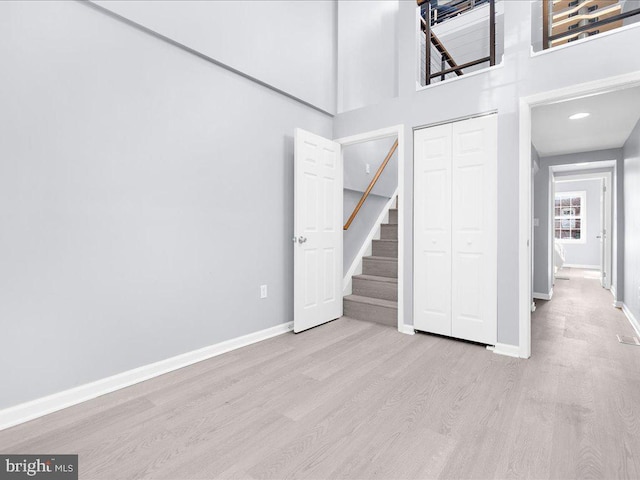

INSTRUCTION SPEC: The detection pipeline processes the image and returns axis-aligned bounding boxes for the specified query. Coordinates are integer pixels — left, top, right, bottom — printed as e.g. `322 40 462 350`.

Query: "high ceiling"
532 86 640 157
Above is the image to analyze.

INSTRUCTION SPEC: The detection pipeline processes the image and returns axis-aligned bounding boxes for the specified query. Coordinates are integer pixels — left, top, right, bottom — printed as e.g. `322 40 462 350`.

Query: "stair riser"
388 209 398 224
363 258 397 278
344 298 397 327
352 278 397 301
380 224 397 240
372 240 397 258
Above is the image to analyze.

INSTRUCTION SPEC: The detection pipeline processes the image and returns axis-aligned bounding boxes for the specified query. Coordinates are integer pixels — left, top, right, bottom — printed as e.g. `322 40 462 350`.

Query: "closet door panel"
414 124 452 336
451 115 497 344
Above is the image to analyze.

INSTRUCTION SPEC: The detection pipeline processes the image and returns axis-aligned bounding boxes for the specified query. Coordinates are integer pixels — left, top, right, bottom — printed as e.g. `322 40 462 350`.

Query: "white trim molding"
0 322 293 432
398 324 416 335
487 343 523 358
533 289 553 301
563 264 600 270
622 304 640 338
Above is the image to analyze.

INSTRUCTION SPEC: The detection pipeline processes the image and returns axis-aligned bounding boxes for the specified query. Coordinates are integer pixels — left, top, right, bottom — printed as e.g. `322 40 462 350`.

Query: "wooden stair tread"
374 239 397 243
364 255 396 262
344 295 397 309
352 274 398 284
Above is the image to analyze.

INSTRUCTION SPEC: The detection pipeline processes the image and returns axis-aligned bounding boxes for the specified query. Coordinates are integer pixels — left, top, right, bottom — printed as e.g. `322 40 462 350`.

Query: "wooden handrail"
344 139 398 231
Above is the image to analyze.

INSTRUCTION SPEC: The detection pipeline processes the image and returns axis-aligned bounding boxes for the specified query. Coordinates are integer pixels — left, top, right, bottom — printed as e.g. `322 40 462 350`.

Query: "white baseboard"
622 303 640 338
487 343 523 358
533 288 553 301
398 324 415 335
614 301 624 308
563 263 599 269
0 321 293 432
342 189 398 296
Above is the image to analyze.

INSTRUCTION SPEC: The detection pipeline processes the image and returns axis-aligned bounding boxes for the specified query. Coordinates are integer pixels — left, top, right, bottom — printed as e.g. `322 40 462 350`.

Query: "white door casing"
414 124 452 336
451 115 497 345
293 128 343 333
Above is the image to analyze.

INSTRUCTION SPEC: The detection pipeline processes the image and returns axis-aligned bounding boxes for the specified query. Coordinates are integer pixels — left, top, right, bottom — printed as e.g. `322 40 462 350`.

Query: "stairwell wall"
0 1 332 409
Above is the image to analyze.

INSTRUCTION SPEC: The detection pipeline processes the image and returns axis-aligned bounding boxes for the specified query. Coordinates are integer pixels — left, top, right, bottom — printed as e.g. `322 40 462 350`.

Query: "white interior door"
414 124 452 336
293 128 342 333
451 114 497 344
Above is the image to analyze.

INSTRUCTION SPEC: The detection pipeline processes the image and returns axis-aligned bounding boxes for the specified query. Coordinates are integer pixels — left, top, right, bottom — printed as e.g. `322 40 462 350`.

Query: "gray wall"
337 0 398 113
532 150 623 300
343 137 398 198
333 0 640 346
554 179 602 267
623 119 640 322
343 136 398 275
343 190 391 275
93 0 337 114
0 1 332 409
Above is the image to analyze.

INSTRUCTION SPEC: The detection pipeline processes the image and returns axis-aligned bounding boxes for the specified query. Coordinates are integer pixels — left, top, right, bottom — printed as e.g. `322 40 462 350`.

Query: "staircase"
343 203 398 327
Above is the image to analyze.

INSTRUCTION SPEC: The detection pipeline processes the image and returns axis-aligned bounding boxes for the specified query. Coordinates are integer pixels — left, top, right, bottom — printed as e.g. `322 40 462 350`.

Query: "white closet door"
414 124 452 336
451 114 497 344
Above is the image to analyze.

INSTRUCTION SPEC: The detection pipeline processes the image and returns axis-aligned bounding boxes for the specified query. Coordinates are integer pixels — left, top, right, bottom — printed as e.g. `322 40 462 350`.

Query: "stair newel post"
489 0 496 66
425 3 431 86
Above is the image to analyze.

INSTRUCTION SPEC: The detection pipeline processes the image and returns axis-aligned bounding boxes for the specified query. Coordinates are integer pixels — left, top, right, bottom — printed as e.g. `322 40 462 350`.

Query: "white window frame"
554 190 587 244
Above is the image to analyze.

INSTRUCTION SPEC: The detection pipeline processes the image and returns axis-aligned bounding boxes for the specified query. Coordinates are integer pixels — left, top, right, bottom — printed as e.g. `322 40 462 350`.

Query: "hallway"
529 267 640 477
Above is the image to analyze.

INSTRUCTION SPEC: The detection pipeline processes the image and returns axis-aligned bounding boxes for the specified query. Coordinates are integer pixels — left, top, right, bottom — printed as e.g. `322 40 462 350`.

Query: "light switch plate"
260 285 268 299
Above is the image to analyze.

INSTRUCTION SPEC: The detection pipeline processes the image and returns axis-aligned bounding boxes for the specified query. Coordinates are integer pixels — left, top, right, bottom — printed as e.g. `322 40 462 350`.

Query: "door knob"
298 236 307 244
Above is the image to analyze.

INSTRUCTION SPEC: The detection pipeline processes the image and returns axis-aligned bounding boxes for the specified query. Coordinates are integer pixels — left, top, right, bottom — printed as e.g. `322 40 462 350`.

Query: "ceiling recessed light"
569 112 590 120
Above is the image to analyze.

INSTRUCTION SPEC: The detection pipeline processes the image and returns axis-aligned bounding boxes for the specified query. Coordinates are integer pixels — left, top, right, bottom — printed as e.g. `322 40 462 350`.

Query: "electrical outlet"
366 163 370 174
260 285 268 299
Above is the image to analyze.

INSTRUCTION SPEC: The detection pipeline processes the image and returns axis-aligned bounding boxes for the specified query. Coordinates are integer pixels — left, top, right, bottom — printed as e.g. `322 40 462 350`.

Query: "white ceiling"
532 86 640 157
551 160 617 173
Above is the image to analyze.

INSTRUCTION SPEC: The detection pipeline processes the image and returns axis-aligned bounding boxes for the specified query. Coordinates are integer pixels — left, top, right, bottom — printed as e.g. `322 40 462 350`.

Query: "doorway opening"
336 125 407 334
550 169 612 289
520 76 640 357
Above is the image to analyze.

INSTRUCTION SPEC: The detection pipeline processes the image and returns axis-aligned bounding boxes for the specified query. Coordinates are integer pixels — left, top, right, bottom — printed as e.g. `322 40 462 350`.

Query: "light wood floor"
2 268 640 479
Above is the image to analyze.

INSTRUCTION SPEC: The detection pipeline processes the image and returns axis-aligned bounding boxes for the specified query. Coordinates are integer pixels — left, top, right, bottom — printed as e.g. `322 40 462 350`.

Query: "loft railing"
543 0 640 49
425 0 490 25
343 139 399 231
418 0 496 86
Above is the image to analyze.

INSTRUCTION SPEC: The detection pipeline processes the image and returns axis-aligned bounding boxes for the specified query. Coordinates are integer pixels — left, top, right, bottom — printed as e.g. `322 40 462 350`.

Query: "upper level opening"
417 0 504 88
532 0 640 52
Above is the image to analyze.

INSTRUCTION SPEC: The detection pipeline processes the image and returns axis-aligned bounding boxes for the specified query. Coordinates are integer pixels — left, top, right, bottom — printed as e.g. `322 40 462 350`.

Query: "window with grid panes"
554 191 586 243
